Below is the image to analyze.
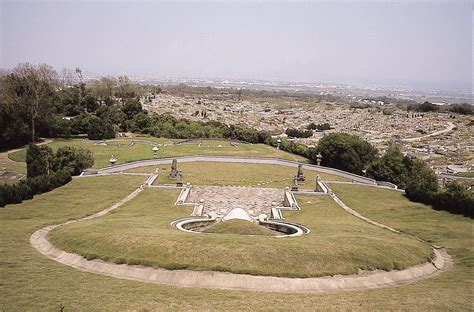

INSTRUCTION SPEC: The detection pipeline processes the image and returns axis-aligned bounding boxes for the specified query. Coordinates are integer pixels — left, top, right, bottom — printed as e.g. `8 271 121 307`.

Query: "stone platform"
185 186 284 217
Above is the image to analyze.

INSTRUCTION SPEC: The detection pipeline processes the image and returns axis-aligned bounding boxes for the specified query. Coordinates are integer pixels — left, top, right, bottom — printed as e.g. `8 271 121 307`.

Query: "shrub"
87 117 116 140
432 182 474 217
285 128 313 138
0 170 71 207
307 123 331 131
53 146 94 176
313 133 378 175
26 143 55 178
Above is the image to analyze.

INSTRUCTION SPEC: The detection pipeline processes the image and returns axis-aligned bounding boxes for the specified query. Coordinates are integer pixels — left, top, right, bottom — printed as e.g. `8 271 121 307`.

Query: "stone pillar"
297 164 305 182
291 176 299 192
169 159 178 179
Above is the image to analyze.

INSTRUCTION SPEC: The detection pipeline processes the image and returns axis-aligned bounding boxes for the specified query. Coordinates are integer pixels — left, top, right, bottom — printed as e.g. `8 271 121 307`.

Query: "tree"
95 105 126 126
26 144 55 178
313 133 378 174
92 77 117 105
116 76 140 101
53 146 94 175
132 112 152 131
404 157 439 203
2 63 58 142
366 144 408 188
432 182 473 217
87 116 116 140
121 98 144 119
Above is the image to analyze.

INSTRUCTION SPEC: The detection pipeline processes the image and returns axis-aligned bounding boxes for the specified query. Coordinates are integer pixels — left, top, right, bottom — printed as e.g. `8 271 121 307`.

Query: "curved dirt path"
401 122 455 142
30 184 453 293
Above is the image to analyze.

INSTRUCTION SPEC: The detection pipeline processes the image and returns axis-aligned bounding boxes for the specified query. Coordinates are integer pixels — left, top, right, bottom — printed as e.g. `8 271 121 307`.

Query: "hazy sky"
1 1 472 91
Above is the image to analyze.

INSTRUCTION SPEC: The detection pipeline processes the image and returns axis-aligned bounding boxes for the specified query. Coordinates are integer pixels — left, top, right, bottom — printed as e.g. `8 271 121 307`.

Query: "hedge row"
0 170 71 207
406 181 474 218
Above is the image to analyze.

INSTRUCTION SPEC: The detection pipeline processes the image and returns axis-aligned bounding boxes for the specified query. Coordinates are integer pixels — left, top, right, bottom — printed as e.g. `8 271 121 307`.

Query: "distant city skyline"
1 1 472 93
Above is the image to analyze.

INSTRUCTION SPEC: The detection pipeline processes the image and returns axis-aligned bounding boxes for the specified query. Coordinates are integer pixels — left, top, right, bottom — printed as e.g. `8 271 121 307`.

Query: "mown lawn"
8 138 308 169
126 162 350 187
0 176 472 310
49 187 431 278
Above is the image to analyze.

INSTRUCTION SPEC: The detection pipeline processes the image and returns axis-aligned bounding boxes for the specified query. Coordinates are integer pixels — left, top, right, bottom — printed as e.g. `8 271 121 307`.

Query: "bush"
285 128 313 138
366 144 408 188
448 103 473 115
432 182 473 217
313 133 377 175
26 144 55 178
307 123 331 131
0 170 71 207
53 146 94 176
404 158 439 203
268 138 310 158
87 117 116 140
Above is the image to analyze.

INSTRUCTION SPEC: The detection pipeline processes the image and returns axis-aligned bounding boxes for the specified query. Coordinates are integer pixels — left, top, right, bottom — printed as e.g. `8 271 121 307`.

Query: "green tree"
313 133 377 174
53 146 94 175
87 117 116 140
26 144 55 178
404 157 439 203
121 98 144 119
132 112 152 131
1 63 58 142
366 144 408 188
92 77 117 105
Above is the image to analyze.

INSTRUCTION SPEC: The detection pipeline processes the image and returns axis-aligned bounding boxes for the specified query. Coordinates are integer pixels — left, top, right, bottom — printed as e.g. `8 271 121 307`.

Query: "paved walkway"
95 156 377 184
30 183 453 293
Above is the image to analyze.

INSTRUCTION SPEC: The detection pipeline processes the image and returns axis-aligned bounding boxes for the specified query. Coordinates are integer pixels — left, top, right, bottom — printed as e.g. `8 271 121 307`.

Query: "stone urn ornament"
109 155 117 165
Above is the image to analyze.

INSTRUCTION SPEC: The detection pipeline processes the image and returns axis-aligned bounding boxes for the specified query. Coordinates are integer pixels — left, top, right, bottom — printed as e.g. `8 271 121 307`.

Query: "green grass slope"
0 176 472 310
8 138 308 168
49 188 431 278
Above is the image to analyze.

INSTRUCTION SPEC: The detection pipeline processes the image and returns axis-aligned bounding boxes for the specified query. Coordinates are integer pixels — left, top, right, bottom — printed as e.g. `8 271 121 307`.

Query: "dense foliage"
409 101 473 115
135 114 270 144
313 133 378 175
366 145 410 188
0 64 152 147
367 144 473 217
432 182 473 217
285 128 313 138
268 138 311 159
53 146 94 176
26 144 94 177
1 144 92 207
0 169 71 207
307 123 331 131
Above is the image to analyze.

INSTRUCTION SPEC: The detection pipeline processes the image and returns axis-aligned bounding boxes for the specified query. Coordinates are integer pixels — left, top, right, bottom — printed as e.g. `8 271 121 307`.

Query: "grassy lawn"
0 175 472 310
8 138 308 169
126 162 350 186
49 187 431 278
0 148 27 175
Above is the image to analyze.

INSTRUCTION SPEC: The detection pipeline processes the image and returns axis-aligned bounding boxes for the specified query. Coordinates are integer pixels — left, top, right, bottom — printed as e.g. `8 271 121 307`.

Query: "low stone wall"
259 220 305 237
376 181 398 189
180 219 215 231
